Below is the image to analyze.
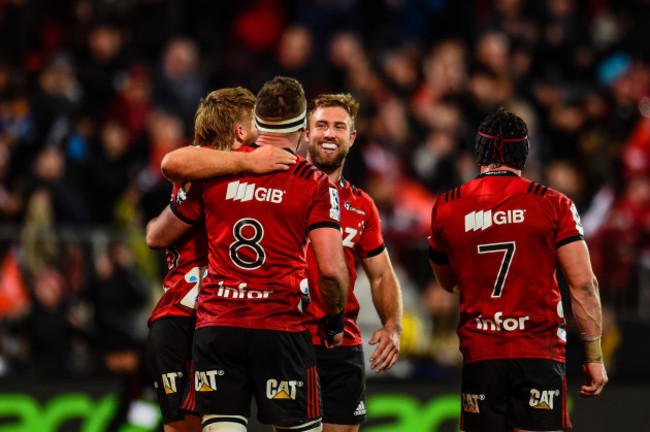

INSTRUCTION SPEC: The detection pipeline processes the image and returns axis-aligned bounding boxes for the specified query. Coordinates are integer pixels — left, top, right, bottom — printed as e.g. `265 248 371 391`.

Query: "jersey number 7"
477 241 516 298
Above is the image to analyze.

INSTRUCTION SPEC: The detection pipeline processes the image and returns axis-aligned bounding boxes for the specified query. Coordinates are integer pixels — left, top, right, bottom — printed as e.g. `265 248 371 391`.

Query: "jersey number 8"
230 218 266 270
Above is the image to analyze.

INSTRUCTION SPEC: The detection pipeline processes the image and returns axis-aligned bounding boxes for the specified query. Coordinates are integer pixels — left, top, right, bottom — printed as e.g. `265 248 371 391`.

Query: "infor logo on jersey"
464 209 525 232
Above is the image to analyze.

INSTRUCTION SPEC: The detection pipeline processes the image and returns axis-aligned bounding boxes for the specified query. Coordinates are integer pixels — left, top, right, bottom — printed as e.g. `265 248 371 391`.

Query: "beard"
308 142 349 171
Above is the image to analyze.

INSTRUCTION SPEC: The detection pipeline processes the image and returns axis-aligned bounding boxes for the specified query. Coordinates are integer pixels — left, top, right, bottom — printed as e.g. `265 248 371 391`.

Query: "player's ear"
349 129 357 146
235 124 245 141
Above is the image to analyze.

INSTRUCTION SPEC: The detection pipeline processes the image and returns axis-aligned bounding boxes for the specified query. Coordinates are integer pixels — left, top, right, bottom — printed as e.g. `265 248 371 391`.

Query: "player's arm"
429 246 459 293
361 249 403 373
309 226 349 348
145 205 193 250
557 239 608 397
160 145 297 183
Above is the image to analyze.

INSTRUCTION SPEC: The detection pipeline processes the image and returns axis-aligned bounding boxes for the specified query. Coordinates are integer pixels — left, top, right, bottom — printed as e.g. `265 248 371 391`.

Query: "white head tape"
255 110 306 133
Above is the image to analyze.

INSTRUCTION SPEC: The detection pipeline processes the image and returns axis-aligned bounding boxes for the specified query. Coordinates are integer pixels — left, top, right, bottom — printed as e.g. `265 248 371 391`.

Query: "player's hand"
580 362 608 397
368 325 400 373
318 312 344 349
319 328 343 349
246 145 297 174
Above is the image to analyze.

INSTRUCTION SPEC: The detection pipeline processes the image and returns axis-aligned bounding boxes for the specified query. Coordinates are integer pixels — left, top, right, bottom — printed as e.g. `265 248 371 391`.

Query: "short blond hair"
194 87 256 150
307 93 360 129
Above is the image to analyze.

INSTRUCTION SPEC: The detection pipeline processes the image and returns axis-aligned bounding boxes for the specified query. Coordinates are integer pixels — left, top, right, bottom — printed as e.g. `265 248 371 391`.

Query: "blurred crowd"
1 0 650 385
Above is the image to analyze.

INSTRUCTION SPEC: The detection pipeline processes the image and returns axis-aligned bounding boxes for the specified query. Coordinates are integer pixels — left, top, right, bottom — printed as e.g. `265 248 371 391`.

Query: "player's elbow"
160 153 184 183
145 227 167 250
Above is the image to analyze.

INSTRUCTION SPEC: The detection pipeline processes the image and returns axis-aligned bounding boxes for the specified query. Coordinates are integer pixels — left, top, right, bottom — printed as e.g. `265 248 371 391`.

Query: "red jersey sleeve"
555 195 585 246
170 180 204 224
307 177 341 231
356 194 385 259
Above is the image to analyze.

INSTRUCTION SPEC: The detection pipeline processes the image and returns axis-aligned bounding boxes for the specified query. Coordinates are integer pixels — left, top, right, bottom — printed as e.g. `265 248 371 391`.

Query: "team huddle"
145 77 607 432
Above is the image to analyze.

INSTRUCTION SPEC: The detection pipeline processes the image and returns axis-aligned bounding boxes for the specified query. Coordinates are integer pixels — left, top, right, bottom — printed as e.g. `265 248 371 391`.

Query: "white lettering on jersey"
475 312 530 331
226 181 285 203
329 187 341 221
569 203 584 235
464 209 525 232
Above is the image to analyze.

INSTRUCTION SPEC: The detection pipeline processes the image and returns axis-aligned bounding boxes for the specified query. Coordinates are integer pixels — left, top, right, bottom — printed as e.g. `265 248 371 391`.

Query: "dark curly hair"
475 107 529 169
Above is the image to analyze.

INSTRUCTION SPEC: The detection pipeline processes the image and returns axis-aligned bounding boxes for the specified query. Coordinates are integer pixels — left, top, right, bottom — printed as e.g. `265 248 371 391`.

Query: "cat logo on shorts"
162 372 182 394
461 393 484 414
266 379 302 400
529 388 559 410
194 369 224 392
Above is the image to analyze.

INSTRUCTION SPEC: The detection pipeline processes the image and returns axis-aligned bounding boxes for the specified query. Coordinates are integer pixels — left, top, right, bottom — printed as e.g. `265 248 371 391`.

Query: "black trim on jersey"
556 234 584 249
294 161 319 179
298 162 313 177
527 181 549 196
294 160 308 174
478 170 518 178
249 143 260 149
170 203 198 225
305 166 319 179
366 243 386 258
308 221 341 232
429 246 450 265
202 417 247 428
527 182 535 193
444 186 461 202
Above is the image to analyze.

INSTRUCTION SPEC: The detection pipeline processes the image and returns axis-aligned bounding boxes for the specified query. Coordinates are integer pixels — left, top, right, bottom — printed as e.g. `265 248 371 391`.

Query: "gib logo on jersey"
266 379 303 400
464 209 525 232
529 388 559 410
461 393 484 414
226 181 285 203
194 369 224 392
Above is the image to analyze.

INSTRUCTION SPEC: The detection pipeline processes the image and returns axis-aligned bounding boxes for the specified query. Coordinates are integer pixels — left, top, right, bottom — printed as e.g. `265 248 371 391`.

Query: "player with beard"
145 87 296 432
304 93 403 432
145 77 348 432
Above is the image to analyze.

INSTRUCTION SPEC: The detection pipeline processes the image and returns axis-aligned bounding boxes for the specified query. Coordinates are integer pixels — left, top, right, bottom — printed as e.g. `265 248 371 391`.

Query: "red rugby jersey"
305 177 385 346
172 147 341 332
428 171 584 364
147 182 208 326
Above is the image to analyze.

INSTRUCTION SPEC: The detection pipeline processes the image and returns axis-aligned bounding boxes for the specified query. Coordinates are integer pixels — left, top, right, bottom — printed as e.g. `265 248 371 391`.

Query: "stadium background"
0 0 649 430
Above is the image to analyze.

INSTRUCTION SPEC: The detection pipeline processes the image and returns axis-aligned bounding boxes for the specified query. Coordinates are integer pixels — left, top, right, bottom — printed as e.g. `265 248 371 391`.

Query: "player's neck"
480 165 521 176
256 131 302 151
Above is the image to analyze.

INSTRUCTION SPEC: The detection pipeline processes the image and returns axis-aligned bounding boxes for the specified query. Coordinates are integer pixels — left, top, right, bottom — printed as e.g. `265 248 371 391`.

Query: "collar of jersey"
477 170 518 178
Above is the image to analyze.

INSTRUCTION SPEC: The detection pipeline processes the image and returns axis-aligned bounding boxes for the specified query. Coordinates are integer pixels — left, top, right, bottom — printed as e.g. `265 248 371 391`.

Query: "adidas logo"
226 181 285 203
354 401 366 416
464 209 525 232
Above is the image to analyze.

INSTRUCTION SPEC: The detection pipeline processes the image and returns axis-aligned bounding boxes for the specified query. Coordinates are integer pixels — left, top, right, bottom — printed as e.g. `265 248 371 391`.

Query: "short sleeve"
170 180 203 225
555 195 584 248
357 197 385 259
307 176 341 232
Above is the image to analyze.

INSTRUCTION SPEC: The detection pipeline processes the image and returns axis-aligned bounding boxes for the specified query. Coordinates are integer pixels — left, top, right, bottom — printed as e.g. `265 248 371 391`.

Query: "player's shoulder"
436 184 464 207
339 177 370 199
521 179 571 204
289 155 320 180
